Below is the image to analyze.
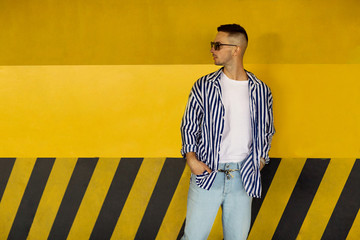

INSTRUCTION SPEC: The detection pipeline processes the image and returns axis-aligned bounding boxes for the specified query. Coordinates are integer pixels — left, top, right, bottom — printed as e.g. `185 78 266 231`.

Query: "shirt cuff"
181 144 198 158
260 155 270 164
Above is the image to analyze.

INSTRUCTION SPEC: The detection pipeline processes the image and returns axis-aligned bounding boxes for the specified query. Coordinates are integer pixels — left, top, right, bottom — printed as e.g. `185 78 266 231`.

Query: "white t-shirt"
219 72 252 163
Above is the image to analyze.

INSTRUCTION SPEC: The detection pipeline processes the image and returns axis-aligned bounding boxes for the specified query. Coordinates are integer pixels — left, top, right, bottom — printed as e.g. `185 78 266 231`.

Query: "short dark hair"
217 24 248 42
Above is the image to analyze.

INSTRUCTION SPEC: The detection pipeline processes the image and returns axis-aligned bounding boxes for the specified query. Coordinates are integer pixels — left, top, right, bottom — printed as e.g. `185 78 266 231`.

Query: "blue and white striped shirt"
180 68 275 198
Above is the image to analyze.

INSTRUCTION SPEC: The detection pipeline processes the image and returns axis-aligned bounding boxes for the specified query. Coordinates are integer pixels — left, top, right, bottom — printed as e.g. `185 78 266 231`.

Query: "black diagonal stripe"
177 219 186 240
89 158 143 240
8 158 55 239
250 158 281 230
0 158 16 202
135 158 186 240
272 158 330 240
48 157 98 240
322 159 360 240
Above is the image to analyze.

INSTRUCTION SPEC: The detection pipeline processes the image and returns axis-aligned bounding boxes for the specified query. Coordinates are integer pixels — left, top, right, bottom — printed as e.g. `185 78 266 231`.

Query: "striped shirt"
180 68 275 198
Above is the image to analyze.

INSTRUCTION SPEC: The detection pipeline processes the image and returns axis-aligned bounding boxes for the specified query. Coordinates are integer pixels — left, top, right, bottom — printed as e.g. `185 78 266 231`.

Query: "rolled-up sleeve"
180 87 203 158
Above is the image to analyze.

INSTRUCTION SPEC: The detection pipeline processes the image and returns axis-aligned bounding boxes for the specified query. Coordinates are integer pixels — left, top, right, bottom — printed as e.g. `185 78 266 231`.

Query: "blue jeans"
182 162 252 240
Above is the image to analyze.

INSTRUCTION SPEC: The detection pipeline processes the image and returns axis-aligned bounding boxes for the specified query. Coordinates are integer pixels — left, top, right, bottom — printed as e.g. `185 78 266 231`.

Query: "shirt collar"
208 67 260 86
207 67 224 83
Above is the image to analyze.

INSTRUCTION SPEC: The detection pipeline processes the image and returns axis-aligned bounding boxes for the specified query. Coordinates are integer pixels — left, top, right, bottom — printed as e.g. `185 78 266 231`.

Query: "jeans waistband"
217 161 243 170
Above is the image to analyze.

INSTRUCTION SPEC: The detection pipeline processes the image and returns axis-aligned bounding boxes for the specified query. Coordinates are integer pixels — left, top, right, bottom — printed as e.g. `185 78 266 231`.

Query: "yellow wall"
0 0 359 64
1 64 359 157
0 0 359 157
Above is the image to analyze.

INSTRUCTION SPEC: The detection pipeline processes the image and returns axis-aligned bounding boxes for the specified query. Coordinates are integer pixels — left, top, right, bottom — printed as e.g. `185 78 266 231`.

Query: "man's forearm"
185 152 197 161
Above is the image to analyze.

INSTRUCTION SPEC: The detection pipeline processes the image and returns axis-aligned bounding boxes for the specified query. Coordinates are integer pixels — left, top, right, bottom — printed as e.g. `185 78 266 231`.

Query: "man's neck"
223 64 248 81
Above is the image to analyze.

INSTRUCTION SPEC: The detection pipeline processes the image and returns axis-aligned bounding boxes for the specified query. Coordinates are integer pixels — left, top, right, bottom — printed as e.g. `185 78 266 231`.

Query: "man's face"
210 31 236 66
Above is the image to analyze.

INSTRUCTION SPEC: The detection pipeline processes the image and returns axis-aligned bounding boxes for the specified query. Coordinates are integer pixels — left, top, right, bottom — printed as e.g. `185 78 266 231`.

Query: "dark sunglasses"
211 41 238 51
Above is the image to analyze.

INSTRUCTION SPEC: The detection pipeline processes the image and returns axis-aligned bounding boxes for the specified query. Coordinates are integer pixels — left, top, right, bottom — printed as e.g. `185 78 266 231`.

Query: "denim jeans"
182 162 252 240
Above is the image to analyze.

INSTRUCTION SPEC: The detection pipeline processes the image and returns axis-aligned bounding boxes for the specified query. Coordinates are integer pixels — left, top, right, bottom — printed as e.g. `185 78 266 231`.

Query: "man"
180 24 275 239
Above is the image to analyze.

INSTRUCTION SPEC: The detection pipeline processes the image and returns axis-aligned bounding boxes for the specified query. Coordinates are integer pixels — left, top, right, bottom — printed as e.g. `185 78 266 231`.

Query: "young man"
180 24 275 239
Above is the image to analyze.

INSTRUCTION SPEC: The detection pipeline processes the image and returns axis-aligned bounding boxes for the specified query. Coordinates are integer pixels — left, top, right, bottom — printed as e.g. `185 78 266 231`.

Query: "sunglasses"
211 41 238 51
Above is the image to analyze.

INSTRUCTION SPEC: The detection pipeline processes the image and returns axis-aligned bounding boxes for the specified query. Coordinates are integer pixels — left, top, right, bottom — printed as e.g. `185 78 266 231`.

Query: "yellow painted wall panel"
0 64 359 157
0 64 360 157
0 0 359 64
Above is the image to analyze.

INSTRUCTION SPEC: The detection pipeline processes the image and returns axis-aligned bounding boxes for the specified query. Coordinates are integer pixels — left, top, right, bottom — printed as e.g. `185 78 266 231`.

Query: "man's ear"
233 46 241 56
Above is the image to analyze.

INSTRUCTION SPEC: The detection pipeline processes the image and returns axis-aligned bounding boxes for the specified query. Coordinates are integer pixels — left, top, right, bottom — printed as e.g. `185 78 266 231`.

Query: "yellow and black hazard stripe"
0 158 359 239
